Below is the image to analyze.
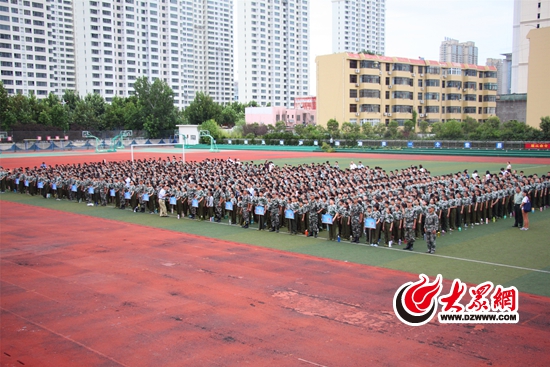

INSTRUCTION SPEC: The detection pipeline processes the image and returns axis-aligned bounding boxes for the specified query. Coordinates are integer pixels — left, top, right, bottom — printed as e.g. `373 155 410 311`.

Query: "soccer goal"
130 142 186 163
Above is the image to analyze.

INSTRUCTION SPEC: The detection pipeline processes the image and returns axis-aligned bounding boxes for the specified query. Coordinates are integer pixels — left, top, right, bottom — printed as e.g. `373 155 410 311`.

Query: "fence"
0 137 179 152
217 138 536 151
1 135 548 153
2 130 176 142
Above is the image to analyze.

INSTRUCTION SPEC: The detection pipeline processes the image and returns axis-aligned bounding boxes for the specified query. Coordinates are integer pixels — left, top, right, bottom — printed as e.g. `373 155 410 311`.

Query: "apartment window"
349 104 357 113
360 104 380 113
360 89 381 98
349 89 358 98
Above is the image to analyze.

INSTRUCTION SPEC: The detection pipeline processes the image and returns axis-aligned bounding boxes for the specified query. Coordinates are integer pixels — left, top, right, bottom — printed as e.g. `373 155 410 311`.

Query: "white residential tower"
511 0 550 94
73 0 233 107
0 0 75 98
331 0 385 54
237 0 310 107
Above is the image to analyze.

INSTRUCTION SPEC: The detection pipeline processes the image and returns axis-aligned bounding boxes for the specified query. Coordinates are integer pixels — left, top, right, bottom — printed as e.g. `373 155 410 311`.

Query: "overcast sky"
235 0 515 94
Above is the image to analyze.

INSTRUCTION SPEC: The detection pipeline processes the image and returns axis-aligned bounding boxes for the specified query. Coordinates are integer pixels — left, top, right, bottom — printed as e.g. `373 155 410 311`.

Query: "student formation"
1 158 548 254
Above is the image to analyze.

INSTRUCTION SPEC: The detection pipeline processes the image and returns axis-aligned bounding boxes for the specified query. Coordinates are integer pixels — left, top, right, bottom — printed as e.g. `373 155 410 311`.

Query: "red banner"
525 143 550 150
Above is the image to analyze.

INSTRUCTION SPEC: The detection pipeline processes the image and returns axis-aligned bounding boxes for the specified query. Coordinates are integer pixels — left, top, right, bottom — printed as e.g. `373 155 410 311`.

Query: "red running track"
1 202 550 366
1 149 550 170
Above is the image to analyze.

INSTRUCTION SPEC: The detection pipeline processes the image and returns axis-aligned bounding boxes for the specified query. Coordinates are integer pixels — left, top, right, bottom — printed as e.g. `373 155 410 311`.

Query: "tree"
430 122 443 136
184 91 222 126
218 105 238 128
436 120 463 140
274 120 287 133
540 116 550 140
373 122 386 138
134 77 177 137
402 120 416 139
472 117 501 140
326 118 339 137
83 93 107 129
122 97 143 131
361 122 373 137
10 94 33 125
0 81 16 130
419 121 429 136
103 96 127 131
387 121 399 138
412 110 418 126
462 116 479 137
72 98 102 131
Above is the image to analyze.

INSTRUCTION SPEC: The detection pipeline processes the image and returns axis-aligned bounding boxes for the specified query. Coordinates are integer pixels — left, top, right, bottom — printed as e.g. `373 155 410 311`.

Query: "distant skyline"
234 0 514 96
309 0 514 92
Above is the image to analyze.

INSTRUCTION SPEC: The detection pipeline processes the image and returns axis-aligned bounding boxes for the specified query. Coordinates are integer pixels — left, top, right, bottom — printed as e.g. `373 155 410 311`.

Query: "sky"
235 0 515 94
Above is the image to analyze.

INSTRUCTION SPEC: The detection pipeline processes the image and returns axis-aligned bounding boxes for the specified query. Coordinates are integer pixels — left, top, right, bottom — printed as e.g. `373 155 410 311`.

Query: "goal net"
130 142 186 163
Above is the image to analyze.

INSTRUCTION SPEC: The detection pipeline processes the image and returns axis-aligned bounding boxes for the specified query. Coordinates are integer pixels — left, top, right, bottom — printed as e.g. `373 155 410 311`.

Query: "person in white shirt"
350 161 357 170
357 161 364 169
158 185 168 217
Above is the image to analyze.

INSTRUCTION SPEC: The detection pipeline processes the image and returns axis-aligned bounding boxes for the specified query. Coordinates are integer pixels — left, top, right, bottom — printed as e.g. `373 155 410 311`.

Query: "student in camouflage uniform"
438 195 449 233
241 190 251 228
100 180 107 206
307 197 320 238
382 206 394 247
392 203 403 245
213 184 224 222
339 201 351 241
448 194 457 230
326 198 338 240
268 193 281 232
256 193 268 230
350 197 363 243
403 201 416 251
226 192 237 224
424 205 439 254
363 205 374 245
371 204 382 246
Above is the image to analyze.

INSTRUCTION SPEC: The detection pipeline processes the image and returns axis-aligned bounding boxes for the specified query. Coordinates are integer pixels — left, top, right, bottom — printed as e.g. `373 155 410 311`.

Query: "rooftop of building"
497 93 528 101
324 52 497 71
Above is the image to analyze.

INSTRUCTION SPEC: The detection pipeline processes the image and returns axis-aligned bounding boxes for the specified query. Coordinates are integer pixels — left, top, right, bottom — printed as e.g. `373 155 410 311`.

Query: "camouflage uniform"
307 199 319 237
424 208 439 253
350 203 362 243
256 195 268 230
100 181 107 206
326 203 338 240
268 198 280 232
241 193 251 227
403 206 416 249
213 187 223 221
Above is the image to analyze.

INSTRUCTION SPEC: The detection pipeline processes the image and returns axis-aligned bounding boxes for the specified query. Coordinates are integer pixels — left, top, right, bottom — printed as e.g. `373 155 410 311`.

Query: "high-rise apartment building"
237 0 310 107
73 0 233 107
331 0 385 54
486 53 512 95
316 52 497 127
0 0 75 98
1 0 233 108
439 38 478 65
511 0 550 94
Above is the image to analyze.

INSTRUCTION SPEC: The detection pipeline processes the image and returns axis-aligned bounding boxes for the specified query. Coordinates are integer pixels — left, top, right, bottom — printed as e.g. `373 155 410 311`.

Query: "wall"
245 107 316 127
496 95 527 123
176 125 200 145
526 27 550 128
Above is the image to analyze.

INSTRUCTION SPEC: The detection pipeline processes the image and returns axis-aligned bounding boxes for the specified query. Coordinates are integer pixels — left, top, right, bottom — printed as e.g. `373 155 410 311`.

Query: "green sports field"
1 149 549 297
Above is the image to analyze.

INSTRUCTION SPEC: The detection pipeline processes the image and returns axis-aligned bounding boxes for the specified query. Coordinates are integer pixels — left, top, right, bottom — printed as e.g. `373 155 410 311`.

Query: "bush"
321 142 335 153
